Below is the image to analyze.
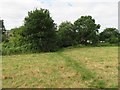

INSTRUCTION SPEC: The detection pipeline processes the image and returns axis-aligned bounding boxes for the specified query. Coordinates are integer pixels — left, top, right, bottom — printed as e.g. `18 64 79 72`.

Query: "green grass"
2 46 118 88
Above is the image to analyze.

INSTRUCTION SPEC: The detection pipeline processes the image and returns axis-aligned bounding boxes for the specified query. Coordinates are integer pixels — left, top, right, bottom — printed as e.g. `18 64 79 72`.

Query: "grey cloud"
0 0 118 32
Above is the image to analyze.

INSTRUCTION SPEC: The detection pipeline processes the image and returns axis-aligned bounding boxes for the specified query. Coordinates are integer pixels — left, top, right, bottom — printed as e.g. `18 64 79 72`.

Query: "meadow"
2 46 118 88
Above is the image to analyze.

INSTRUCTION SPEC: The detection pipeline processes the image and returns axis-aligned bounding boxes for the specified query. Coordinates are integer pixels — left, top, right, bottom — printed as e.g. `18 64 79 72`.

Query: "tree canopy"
74 16 100 45
99 28 119 44
57 21 76 47
22 8 58 52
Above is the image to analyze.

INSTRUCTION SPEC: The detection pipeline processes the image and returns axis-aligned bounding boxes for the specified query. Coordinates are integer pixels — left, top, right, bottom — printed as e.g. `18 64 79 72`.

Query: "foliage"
9 26 26 47
74 16 100 45
2 26 30 55
23 8 58 52
99 28 119 44
2 34 7 42
2 9 119 55
2 8 59 55
57 21 77 47
1 20 7 42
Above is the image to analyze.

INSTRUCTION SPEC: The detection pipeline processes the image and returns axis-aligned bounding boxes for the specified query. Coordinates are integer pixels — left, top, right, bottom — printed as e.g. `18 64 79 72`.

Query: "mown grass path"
55 52 96 80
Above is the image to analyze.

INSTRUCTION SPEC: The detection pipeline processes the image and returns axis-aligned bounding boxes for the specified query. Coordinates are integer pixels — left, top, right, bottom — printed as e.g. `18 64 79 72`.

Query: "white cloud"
0 0 43 29
0 0 119 32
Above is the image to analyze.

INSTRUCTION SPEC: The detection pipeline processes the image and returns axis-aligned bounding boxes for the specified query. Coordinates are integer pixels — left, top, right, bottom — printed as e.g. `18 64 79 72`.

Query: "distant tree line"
2 8 119 55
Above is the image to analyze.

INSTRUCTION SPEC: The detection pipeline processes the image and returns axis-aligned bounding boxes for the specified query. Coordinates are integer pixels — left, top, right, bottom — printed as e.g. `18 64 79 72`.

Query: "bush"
97 42 117 47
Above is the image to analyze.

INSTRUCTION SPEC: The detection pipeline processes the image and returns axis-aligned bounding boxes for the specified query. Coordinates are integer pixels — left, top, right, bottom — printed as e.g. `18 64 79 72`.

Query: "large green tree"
99 28 119 44
22 8 57 52
74 16 100 45
57 21 76 47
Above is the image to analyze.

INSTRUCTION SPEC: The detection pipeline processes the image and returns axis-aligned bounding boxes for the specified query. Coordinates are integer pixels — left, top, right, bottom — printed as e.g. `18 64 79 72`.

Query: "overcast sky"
0 0 119 32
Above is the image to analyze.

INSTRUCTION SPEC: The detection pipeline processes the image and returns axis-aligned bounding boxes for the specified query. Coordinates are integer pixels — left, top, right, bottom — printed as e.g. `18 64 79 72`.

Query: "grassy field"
2 46 118 88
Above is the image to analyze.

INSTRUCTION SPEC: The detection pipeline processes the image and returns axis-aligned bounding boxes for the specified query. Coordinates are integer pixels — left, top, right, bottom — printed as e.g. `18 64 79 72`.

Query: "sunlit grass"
2 46 118 88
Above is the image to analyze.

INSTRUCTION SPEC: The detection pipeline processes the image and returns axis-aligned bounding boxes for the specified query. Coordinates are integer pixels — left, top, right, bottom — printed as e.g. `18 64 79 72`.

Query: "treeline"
2 8 119 55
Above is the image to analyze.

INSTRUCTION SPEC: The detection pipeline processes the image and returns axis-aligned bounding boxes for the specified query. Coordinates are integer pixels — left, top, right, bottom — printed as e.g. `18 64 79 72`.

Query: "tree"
22 8 58 52
74 16 100 45
0 20 7 42
99 28 119 44
57 21 76 47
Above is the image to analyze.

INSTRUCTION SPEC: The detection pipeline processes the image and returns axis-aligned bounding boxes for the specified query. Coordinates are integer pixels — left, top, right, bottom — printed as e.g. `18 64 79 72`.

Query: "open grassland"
2 46 118 88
